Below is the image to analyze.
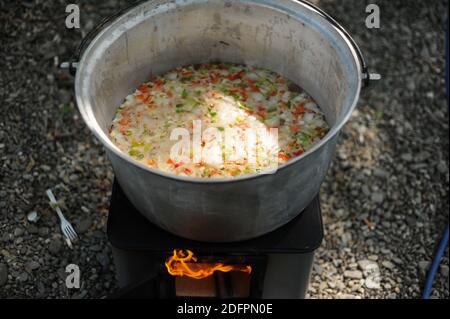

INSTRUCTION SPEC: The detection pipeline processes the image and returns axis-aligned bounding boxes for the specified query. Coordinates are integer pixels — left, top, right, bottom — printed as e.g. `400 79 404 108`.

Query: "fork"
46 189 78 243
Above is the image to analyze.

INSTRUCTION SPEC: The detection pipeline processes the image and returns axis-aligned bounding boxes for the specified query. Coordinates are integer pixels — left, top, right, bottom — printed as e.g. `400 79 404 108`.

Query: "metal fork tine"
64 228 72 240
70 226 78 239
70 227 78 240
66 226 77 240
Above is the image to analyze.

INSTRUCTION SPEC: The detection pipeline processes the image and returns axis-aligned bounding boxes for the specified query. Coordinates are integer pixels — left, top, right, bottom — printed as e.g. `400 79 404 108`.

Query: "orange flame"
165 249 252 280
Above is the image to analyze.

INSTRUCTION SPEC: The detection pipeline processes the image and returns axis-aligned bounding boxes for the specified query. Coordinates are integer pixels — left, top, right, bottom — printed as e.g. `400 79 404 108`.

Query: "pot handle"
62 0 381 86
61 0 147 76
298 0 380 87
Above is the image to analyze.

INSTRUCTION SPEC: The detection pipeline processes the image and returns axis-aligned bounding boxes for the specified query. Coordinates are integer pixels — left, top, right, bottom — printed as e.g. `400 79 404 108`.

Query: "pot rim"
75 0 362 185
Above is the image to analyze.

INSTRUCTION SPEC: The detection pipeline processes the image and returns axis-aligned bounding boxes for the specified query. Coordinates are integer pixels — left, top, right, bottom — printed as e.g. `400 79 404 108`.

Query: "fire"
165 249 252 280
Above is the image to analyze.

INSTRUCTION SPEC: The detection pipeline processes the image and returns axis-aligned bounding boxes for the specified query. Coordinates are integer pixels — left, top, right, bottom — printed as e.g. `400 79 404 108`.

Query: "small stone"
440 265 449 278
362 185 371 196
17 272 28 282
49 239 62 255
401 153 413 162
76 218 92 234
406 79 415 91
368 255 379 261
25 261 40 272
27 224 38 234
437 161 448 174
371 192 384 204
382 261 395 270
358 259 378 273
13 227 24 237
0 263 8 286
373 168 389 179
1 233 11 243
357 259 381 289
344 270 363 279
313 264 323 275
90 245 102 252
27 211 39 223
96 252 110 268
39 227 49 236
419 261 430 271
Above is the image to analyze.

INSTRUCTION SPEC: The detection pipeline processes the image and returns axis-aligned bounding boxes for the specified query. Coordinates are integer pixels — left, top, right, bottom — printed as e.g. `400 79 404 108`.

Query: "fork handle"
46 189 66 221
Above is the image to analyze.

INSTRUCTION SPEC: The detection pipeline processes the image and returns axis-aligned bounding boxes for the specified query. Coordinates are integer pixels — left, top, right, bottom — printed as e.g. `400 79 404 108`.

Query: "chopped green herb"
128 149 144 159
181 76 193 82
131 140 145 148
187 97 200 108
143 144 153 153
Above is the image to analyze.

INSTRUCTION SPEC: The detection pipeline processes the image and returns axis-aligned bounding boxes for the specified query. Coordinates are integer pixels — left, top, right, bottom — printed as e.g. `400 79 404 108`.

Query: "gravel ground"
0 0 448 299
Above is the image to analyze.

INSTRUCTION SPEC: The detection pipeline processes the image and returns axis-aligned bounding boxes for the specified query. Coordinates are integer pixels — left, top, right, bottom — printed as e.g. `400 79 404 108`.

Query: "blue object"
421 12 449 300
422 225 449 299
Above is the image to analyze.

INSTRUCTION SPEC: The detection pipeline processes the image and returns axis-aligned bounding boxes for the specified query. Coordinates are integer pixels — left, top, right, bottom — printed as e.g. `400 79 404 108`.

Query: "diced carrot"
183 168 192 175
227 71 245 81
119 126 127 135
293 103 306 115
278 152 291 161
210 74 220 84
290 125 299 134
144 95 153 104
138 84 149 93
147 159 155 166
166 158 181 168
119 117 129 126
230 169 240 176
180 70 193 77
246 79 260 92
153 78 165 88
136 94 147 102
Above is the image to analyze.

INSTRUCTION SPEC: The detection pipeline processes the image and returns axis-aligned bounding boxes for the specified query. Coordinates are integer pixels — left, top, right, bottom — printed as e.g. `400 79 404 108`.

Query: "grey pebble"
17 272 28 283
371 192 384 204
401 153 413 162
344 270 363 279
13 227 24 237
440 265 449 278
0 263 8 286
25 261 40 272
382 261 395 270
419 261 430 272
76 217 92 234
49 239 62 255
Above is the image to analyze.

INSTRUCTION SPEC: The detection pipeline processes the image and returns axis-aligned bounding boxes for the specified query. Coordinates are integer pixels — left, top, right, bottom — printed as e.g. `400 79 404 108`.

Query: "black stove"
107 180 323 299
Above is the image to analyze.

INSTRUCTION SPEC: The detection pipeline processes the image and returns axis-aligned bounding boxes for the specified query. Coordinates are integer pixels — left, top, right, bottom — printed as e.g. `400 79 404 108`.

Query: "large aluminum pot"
75 0 368 242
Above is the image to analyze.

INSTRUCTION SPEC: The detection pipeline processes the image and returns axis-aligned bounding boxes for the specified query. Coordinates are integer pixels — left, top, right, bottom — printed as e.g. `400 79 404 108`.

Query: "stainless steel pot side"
75 0 363 242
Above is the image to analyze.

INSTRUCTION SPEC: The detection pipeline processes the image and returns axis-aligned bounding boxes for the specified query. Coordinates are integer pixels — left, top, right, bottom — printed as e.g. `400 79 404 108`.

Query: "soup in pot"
109 63 329 178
